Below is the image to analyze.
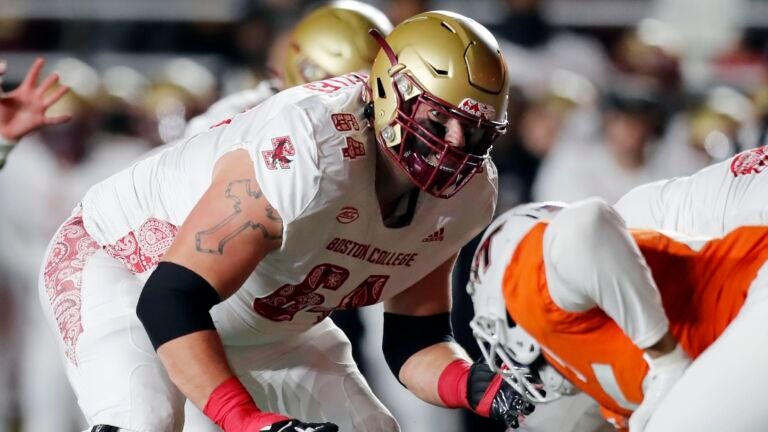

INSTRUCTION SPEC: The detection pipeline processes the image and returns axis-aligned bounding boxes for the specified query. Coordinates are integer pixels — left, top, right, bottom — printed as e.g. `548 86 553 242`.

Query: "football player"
38 11 534 432
182 0 393 139
469 199 768 431
0 58 71 169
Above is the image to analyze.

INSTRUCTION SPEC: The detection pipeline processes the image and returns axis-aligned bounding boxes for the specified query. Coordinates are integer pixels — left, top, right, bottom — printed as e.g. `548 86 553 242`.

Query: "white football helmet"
468 202 579 404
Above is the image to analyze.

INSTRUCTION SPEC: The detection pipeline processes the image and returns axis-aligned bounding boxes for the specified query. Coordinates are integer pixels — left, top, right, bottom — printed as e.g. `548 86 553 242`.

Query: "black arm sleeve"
136 261 221 350
382 312 455 383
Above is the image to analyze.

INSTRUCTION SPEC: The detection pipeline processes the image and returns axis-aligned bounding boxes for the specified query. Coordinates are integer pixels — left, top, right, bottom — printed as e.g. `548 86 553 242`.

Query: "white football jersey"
183 79 281 138
615 146 768 236
80 74 498 342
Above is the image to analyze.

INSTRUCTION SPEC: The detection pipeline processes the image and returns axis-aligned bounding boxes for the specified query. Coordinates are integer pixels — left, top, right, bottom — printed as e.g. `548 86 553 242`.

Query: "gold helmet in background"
139 58 216 145
690 86 752 160
282 1 393 87
369 11 509 198
47 57 103 117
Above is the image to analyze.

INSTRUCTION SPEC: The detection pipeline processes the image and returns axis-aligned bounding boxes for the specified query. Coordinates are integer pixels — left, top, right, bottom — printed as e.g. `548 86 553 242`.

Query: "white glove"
629 344 691 431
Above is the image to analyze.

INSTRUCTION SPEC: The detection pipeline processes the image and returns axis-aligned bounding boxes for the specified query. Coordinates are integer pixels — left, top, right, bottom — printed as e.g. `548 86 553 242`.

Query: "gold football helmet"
690 86 751 159
369 11 509 198
282 1 393 87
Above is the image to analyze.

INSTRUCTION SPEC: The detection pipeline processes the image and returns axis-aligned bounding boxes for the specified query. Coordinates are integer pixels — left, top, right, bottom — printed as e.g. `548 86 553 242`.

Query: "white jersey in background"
615 146 768 235
80 72 497 340
183 79 281 138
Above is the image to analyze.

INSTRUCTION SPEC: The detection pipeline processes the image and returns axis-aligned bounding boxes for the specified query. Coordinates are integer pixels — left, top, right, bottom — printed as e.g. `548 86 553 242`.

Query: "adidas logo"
422 227 445 242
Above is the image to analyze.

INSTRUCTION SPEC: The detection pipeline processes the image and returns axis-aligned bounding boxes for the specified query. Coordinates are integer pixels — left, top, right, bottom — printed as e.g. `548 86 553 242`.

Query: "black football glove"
467 361 536 429
260 419 339 432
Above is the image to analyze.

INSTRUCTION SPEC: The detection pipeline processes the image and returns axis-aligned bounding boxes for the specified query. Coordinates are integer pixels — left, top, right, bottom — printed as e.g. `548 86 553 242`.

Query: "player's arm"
614 179 677 231
544 198 690 432
144 149 280 406
616 157 741 236
545 198 678 354
383 255 534 429
0 58 71 169
136 150 335 432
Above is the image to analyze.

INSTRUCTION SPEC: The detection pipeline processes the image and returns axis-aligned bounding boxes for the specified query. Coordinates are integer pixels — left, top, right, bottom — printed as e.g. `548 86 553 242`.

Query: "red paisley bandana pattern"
43 216 100 365
103 218 179 274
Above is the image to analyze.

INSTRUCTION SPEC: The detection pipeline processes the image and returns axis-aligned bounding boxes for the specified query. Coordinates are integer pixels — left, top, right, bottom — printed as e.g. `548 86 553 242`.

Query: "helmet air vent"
429 63 449 76
376 77 387 98
440 21 456 33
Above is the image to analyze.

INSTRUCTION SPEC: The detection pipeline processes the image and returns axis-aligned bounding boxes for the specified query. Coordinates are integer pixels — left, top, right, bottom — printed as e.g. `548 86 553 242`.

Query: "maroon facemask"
380 74 503 198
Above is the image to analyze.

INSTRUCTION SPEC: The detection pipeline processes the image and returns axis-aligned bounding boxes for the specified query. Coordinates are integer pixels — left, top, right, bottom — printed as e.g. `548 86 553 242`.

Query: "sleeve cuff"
633 320 669 350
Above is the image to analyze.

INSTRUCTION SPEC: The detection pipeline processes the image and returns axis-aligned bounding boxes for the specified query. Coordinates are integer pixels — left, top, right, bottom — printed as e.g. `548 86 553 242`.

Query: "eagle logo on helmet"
459 98 497 121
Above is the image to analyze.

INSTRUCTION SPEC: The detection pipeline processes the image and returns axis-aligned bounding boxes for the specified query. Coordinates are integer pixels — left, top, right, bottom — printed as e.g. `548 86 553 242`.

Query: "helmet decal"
459 98 497 121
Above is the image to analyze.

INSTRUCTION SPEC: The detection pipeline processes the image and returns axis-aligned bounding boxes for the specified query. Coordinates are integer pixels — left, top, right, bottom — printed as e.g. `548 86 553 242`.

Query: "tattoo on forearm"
265 204 282 223
195 179 282 255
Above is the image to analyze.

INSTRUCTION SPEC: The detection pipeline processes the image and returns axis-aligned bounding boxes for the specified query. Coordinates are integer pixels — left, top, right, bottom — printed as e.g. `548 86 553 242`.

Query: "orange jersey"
503 223 768 419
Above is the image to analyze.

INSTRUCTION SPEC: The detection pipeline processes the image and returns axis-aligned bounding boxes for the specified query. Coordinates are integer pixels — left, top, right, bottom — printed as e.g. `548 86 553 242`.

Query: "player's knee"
82 367 182 432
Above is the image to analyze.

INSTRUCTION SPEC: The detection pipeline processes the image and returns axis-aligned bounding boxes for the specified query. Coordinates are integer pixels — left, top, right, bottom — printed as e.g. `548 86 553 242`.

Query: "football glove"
467 361 536 429
628 344 691 432
260 419 339 432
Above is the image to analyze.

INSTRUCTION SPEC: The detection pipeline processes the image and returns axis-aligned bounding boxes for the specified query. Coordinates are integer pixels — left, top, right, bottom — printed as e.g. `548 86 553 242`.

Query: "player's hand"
467 361 536 429
628 345 690 432
259 419 339 432
0 57 71 141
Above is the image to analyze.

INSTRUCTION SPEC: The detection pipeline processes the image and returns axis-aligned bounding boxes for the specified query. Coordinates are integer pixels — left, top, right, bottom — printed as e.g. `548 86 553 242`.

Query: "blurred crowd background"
0 0 767 431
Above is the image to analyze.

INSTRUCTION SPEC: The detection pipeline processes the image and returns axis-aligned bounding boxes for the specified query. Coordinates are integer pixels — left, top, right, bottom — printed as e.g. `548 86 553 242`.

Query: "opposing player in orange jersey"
469 198 768 432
